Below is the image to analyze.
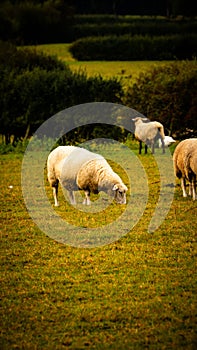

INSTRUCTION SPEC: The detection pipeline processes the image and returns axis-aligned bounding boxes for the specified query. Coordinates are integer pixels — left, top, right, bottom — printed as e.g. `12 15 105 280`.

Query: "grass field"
1 146 197 349
1 45 196 348
29 43 171 86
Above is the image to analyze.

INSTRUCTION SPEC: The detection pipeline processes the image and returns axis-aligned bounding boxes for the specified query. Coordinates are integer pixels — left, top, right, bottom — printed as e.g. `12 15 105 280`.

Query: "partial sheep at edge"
173 138 197 200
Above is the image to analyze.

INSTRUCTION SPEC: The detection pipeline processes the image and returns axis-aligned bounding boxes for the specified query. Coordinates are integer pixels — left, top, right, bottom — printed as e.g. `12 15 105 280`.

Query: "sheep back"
77 157 127 194
135 120 164 143
60 148 103 191
173 138 197 179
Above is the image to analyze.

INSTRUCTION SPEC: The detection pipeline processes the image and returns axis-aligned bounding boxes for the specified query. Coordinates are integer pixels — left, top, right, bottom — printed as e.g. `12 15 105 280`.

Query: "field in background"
1 150 196 349
29 43 171 86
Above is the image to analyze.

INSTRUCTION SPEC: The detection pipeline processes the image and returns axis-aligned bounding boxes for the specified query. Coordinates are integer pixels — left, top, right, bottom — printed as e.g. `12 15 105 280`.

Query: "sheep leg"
181 177 187 197
188 172 196 199
68 191 76 205
191 177 196 200
139 141 142 154
151 142 155 154
83 190 91 205
53 185 59 207
161 139 165 154
189 183 192 196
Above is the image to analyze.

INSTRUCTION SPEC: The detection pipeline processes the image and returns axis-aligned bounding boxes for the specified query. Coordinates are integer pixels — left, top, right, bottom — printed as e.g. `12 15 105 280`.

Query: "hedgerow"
69 34 197 61
72 18 197 41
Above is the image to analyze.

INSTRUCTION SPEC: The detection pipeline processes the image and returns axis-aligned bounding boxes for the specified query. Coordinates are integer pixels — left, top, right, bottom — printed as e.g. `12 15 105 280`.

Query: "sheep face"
112 184 128 204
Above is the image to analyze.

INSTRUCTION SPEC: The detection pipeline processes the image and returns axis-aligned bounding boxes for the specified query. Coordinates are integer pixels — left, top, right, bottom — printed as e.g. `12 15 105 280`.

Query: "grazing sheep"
173 138 197 200
158 136 176 148
132 117 165 154
47 146 128 206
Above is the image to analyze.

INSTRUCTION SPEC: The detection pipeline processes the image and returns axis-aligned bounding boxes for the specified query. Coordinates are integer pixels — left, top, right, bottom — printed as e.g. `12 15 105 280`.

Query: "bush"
0 143 15 155
0 1 74 45
69 34 197 61
124 60 197 138
0 41 66 73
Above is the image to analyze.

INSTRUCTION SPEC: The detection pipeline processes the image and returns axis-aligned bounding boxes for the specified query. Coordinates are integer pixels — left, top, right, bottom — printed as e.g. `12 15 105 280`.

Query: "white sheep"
47 146 128 206
132 117 165 154
158 136 176 148
173 138 197 200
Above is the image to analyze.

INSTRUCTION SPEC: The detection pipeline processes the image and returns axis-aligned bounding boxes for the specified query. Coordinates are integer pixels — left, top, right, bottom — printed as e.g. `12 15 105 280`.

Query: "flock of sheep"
47 117 197 206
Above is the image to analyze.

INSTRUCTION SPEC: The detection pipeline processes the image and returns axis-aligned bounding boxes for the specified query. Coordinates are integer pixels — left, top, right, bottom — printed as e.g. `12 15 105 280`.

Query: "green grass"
29 43 172 86
0 148 197 349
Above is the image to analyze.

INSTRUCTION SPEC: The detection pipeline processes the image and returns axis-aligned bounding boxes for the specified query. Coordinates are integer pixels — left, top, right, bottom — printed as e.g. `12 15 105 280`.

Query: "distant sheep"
158 136 176 148
173 138 197 200
132 117 165 154
47 146 128 206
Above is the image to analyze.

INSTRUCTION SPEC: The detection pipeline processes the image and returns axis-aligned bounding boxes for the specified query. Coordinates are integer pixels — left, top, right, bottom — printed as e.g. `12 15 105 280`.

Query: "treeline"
2 0 197 17
0 42 196 149
0 1 197 45
71 0 197 16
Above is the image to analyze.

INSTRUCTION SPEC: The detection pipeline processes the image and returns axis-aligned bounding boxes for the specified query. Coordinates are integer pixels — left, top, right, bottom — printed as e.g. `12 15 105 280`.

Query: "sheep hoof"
83 199 91 205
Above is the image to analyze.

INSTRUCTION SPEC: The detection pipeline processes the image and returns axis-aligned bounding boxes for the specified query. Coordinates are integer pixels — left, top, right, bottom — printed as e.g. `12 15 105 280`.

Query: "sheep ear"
112 184 119 191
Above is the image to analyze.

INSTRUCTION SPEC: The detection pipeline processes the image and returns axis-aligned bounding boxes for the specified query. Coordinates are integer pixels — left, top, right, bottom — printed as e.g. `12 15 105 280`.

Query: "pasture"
0 145 196 349
28 43 171 86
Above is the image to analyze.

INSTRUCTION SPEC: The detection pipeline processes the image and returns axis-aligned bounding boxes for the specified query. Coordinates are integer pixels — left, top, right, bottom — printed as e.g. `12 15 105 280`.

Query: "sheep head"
132 117 149 124
112 183 128 204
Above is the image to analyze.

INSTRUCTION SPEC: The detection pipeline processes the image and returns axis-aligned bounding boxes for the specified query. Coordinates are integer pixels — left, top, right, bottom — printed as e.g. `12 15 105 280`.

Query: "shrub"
0 41 66 73
0 43 123 144
0 143 15 155
0 1 74 44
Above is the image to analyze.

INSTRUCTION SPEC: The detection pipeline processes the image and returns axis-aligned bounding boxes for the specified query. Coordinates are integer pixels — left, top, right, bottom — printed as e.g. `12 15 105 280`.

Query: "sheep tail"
155 122 165 140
